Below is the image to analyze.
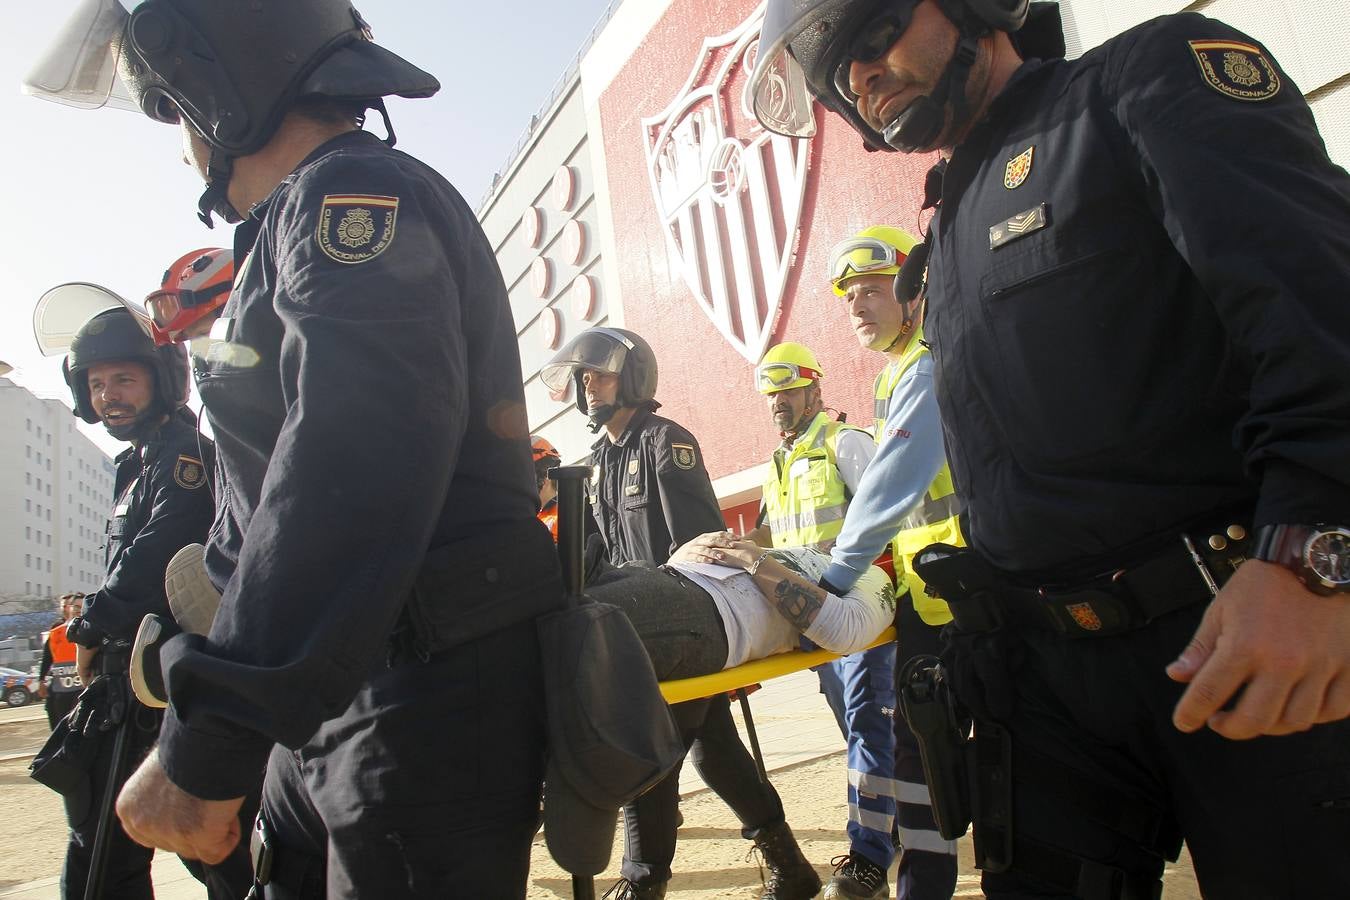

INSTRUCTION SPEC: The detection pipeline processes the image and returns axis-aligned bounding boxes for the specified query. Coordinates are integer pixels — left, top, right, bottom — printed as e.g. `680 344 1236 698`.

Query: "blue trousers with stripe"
836 642 900 869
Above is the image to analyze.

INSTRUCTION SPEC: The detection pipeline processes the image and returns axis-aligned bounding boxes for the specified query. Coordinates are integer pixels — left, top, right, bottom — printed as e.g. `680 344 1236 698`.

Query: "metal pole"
736 688 769 783
85 675 136 900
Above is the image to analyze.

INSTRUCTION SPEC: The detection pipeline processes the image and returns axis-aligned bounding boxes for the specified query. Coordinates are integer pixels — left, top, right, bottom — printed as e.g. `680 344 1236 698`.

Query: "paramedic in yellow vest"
819 226 962 900
753 341 902 900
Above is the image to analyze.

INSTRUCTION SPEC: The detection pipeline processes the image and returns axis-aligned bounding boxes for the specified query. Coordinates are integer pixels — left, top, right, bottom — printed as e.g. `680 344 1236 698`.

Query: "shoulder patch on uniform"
316 194 400 264
671 443 697 470
1188 39 1280 102
1003 145 1034 189
173 455 207 490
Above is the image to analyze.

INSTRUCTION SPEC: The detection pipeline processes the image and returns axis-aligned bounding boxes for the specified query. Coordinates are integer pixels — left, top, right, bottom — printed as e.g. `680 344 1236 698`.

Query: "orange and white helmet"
144 248 234 345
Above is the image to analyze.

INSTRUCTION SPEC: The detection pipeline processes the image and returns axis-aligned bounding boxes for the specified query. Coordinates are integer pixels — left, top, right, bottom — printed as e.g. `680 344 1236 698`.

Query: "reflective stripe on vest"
762 412 868 548
874 328 962 626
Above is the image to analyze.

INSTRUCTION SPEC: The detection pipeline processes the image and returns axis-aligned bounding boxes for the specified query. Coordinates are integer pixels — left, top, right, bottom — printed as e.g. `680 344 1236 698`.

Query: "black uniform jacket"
588 407 725 565
924 13 1350 578
158 130 561 799
69 414 213 647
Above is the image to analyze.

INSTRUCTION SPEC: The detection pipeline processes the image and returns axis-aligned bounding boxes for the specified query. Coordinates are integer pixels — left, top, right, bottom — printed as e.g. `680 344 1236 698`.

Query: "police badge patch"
1003 145 1034 189
174 455 206 490
1065 601 1103 632
671 443 697 470
1189 40 1280 102
317 194 399 264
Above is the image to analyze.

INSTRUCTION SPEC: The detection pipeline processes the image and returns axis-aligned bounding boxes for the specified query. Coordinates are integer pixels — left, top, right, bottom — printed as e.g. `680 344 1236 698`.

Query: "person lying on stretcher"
585 531 897 681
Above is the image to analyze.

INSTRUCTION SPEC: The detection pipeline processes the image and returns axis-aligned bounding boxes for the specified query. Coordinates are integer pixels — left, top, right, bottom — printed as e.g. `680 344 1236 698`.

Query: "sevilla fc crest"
642 5 814 363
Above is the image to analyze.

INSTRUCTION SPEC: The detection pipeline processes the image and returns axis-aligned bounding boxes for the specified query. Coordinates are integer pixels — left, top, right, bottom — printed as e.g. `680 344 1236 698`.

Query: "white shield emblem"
642 4 814 363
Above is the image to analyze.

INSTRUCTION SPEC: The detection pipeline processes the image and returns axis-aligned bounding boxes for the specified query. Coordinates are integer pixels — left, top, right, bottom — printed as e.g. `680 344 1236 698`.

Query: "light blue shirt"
824 352 946 592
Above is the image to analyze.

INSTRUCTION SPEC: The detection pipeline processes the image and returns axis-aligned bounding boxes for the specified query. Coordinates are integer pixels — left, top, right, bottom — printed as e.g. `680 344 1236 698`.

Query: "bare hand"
1167 561 1350 739
37 682 49 700
76 644 99 686
671 531 762 569
117 748 245 864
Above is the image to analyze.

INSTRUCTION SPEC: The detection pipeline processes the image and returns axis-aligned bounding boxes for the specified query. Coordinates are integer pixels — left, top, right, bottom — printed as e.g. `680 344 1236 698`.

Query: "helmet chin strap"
881 31 981 152
587 404 618 433
196 146 244 228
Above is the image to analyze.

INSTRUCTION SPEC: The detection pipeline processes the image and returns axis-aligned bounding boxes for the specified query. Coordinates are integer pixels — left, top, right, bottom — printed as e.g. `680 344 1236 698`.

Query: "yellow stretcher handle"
657 627 897 704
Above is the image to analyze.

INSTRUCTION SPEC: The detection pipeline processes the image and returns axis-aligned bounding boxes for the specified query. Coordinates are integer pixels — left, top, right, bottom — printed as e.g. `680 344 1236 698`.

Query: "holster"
28 671 129 824
897 655 973 841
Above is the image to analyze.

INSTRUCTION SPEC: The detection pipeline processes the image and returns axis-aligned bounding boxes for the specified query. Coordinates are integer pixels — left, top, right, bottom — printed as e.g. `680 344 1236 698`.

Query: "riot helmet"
750 0 1046 152
145 247 233 345
63 307 190 433
541 327 660 432
24 0 440 224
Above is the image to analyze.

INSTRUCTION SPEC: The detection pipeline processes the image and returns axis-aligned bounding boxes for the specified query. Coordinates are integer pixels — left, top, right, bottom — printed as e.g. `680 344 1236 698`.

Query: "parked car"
0 666 38 708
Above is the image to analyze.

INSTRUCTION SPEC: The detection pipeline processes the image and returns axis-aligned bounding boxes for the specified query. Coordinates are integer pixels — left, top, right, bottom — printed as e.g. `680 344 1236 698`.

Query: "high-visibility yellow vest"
875 329 961 626
762 412 869 549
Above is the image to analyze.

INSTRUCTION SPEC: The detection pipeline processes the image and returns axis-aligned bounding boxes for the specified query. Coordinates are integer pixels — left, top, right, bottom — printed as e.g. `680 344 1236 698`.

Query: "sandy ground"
524 753 1201 899
0 729 1203 899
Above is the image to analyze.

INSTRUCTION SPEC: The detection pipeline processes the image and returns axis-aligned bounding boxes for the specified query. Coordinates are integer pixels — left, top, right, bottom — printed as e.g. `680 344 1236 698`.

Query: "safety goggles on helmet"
829 236 906 285
756 362 822 393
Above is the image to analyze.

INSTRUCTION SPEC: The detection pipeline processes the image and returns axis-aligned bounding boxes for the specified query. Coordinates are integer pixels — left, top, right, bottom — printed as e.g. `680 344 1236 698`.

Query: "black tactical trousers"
258 620 548 899
953 602 1350 899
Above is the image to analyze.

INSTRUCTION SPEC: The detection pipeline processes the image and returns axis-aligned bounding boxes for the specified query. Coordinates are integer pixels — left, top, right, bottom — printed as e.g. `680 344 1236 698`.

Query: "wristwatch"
1252 524 1350 596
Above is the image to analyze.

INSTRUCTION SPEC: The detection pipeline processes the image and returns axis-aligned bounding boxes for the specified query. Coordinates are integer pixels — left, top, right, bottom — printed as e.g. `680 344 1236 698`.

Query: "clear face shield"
748 44 818 139
539 329 635 394
34 282 152 357
22 0 147 111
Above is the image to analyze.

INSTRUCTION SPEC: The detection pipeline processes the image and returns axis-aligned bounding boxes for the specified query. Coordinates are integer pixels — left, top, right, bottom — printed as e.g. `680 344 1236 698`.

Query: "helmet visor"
756 362 820 393
749 46 818 138
22 0 142 112
33 282 150 357
539 328 635 393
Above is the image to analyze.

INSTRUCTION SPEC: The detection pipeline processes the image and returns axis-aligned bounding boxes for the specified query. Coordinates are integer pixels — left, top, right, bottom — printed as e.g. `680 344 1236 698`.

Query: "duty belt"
914 518 1252 638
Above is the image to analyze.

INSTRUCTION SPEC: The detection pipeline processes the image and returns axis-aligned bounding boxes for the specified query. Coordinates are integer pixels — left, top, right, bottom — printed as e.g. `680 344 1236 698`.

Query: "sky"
0 0 616 456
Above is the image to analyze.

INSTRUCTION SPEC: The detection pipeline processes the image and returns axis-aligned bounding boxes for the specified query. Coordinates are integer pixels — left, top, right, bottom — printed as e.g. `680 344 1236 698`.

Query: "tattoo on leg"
772 579 825 630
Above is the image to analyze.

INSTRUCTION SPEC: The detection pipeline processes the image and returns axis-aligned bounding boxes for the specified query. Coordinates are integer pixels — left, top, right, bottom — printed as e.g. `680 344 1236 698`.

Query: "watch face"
1305 528 1350 588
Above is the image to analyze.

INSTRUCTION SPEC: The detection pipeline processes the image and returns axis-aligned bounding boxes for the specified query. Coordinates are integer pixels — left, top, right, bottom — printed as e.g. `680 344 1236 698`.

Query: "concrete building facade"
0 378 115 608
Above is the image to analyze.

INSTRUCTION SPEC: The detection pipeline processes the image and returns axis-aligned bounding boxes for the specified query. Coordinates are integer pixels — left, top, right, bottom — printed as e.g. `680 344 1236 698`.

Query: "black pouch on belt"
898 654 973 841
29 672 127 824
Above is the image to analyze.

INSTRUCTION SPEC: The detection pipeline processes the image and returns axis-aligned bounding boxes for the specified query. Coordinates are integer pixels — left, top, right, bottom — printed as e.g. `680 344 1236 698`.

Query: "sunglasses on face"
832 6 918 101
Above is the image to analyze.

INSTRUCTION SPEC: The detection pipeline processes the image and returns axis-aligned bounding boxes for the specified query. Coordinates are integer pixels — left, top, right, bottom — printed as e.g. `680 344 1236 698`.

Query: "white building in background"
0 378 115 607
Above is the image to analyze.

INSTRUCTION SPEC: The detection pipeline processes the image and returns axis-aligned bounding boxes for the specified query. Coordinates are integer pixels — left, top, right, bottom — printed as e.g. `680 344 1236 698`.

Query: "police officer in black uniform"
28 2 564 897
52 306 251 899
543 327 820 900
750 2 1350 898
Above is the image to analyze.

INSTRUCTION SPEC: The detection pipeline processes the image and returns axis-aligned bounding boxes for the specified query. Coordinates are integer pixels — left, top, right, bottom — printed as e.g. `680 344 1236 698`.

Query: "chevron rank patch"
989 203 1049 250
317 194 399 264
671 443 697 470
174 455 206 490
1189 39 1280 102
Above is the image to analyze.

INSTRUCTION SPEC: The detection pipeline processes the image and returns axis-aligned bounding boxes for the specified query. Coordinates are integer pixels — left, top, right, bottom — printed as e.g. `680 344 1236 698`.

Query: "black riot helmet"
24 0 439 225
749 0 1056 152
541 327 660 432
63 307 189 427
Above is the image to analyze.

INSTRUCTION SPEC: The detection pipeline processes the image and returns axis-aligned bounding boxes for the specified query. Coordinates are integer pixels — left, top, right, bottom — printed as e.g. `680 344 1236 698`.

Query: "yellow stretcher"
657 626 898 784
657 626 898 703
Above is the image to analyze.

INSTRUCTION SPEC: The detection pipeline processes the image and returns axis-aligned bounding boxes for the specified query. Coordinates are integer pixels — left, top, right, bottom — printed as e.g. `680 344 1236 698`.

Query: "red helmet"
531 435 561 464
144 248 234 345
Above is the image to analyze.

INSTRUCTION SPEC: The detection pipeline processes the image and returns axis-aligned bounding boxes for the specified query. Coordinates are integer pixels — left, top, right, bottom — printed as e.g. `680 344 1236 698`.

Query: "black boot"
749 821 822 900
601 877 667 899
